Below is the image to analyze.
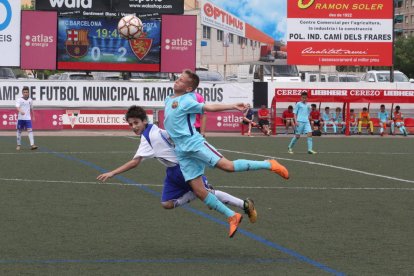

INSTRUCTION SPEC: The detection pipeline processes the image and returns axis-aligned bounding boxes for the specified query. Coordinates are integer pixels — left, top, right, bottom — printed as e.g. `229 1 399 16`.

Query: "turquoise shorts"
175 141 223 181
295 121 312 135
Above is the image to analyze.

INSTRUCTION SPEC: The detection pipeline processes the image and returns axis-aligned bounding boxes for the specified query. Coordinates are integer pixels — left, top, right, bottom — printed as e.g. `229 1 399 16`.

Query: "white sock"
28 130 34 146
173 191 197 208
214 190 244 210
17 130 22 145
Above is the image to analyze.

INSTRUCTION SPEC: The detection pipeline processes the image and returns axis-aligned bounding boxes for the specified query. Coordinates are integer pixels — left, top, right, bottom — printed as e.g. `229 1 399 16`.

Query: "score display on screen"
57 17 161 71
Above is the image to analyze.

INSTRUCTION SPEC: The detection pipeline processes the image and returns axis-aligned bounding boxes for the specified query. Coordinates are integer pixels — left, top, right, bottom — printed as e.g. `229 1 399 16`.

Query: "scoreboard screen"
57 17 161 71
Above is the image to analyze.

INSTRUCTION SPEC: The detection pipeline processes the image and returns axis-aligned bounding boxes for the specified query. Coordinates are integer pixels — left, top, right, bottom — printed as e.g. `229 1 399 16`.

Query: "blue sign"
0 0 12 31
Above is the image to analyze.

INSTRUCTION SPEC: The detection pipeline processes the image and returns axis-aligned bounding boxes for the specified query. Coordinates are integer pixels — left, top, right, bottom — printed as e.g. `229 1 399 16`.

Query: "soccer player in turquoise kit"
97 105 257 224
164 70 289 238
378 104 393 136
288 92 316 154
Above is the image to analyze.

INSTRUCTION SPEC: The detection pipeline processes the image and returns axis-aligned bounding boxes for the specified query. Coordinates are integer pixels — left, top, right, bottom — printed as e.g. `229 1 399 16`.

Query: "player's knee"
161 201 174 209
217 161 234 172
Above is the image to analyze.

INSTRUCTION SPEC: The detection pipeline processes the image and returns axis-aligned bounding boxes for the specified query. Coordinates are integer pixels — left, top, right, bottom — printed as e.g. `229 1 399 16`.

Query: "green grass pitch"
0 135 413 275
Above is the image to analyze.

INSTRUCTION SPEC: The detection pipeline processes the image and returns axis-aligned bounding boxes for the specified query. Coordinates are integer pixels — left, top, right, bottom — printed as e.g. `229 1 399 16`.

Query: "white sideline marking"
1 178 414 191
317 151 413 155
1 149 412 156
218 149 414 184
0 151 131 155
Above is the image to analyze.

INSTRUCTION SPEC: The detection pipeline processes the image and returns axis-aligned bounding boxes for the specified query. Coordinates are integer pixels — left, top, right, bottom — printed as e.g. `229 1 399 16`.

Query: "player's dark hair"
125 105 147 122
22 86 29 92
183 69 200 90
301 91 308 97
288 105 293 109
363 107 367 111
380 104 385 108
311 104 316 108
325 106 330 110
350 109 354 112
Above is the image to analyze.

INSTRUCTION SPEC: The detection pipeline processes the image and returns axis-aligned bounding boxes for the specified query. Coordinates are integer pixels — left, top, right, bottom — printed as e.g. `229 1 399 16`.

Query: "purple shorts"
17 120 33 130
162 164 209 202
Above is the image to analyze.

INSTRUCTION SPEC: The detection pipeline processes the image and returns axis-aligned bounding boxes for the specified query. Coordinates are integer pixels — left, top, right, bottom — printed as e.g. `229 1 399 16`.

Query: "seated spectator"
392 105 408 136
378 104 393 136
348 109 358 134
333 107 346 134
258 105 271 136
309 104 322 131
321 107 337 134
282 105 295 134
358 107 374 135
242 103 254 136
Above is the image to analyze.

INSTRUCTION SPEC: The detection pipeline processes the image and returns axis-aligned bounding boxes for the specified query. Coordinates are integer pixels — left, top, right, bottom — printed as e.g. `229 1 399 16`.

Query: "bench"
404 118 414 127
241 117 286 135
357 117 380 133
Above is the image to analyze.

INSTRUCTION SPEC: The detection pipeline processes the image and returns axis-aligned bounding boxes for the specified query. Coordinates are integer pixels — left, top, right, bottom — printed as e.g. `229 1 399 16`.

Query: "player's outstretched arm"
204 103 246 112
97 157 142 182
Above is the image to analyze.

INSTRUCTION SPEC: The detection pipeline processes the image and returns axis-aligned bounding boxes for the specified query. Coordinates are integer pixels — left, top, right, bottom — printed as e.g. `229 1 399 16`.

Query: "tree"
394 36 414 78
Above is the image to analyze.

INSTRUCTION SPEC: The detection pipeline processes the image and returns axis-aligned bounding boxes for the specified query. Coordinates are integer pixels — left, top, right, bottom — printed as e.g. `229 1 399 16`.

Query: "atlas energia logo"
298 0 315 9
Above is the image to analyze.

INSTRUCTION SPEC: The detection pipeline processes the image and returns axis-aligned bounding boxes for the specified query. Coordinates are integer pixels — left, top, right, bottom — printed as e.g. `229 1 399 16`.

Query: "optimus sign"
200 0 245 37
287 0 393 66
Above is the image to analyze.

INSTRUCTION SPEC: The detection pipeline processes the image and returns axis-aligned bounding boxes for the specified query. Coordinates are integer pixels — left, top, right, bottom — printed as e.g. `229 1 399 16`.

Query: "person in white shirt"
96 105 257 224
15 86 38 150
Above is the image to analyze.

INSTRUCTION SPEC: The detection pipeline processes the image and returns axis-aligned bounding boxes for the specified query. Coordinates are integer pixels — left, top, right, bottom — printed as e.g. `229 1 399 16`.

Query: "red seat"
274 117 284 126
404 118 414 127
371 118 380 127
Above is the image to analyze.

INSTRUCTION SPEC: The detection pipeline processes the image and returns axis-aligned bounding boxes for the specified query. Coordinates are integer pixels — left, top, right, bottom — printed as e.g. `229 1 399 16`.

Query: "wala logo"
48 0 92 8
24 34 54 48
164 38 193 52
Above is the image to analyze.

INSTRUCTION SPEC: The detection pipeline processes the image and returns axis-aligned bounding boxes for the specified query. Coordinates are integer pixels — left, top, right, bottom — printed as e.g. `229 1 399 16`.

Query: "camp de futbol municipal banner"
57 17 161 71
0 81 253 108
287 0 393 66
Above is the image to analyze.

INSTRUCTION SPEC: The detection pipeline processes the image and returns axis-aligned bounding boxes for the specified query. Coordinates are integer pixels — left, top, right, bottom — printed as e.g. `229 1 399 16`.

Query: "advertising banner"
273 88 414 103
200 0 245 37
21 11 57 70
158 110 244 132
0 81 253 107
57 17 161 71
0 109 64 130
35 0 183 15
287 0 393 66
0 109 153 130
0 0 21 66
161 15 196 72
61 109 153 129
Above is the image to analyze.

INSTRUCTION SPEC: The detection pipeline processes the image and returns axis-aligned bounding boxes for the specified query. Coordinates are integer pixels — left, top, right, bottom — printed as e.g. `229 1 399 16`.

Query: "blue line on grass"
4 143 346 275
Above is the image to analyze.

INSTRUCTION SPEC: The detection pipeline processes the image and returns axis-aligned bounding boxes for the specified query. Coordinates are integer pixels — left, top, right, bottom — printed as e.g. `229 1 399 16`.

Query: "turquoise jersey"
294 101 311 122
378 111 388 122
164 92 205 152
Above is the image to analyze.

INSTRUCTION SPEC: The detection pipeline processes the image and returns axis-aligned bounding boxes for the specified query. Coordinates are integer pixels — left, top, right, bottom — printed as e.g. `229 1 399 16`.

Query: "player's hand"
234 103 247 112
97 172 114 182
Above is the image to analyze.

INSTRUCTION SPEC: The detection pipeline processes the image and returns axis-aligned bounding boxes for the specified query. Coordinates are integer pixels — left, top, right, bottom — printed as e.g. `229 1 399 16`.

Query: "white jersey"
16 97 33 120
133 124 178 167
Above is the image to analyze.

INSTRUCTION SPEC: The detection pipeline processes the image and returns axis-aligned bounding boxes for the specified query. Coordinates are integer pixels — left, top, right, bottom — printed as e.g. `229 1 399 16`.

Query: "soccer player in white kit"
15 86 38 150
97 105 257 224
